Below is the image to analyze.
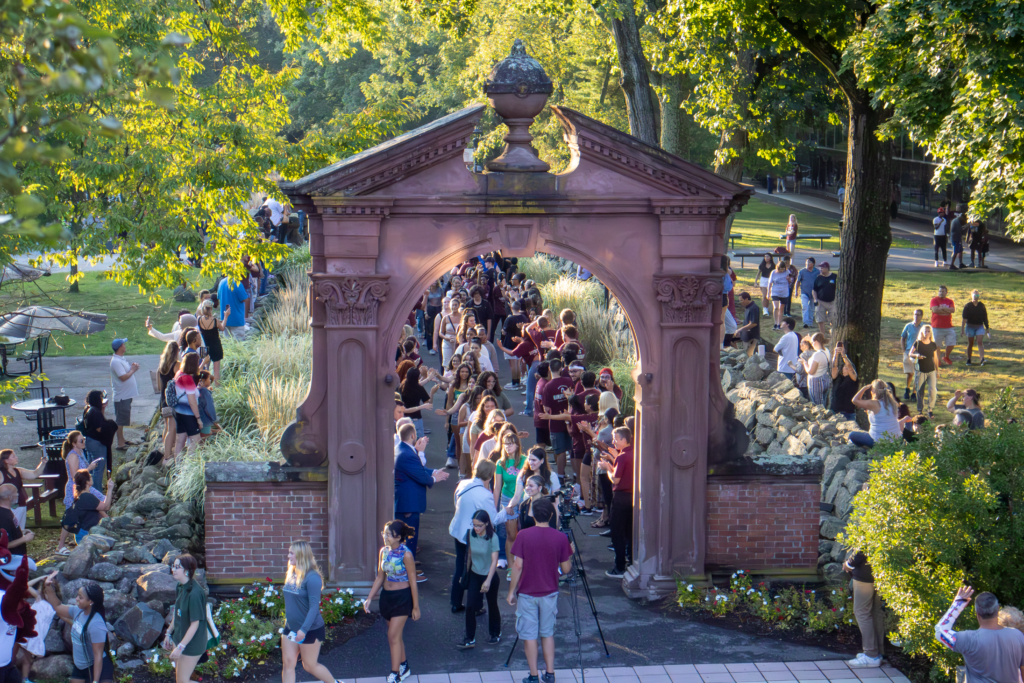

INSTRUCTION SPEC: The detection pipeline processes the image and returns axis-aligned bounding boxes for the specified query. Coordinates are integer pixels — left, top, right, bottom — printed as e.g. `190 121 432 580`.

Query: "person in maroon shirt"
539 359 574 479
507 498 572 683
598 426 633 578
511 317 554 418
597 368 624 401
532 362 552 448
573 371 601 401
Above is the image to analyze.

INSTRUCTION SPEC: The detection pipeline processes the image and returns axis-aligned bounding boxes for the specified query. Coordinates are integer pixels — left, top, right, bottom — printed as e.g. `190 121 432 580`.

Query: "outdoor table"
11 397 76 443
728 233 743 251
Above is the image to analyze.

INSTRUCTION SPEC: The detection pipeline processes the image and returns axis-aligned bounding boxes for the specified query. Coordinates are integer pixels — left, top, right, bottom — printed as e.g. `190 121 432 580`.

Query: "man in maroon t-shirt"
508 498 572 683
540 359 574 479
598 426 633 578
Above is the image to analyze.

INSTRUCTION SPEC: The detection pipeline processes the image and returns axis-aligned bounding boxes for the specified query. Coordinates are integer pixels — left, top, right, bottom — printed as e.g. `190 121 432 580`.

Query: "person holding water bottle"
365 519 421 683
282 540 336 683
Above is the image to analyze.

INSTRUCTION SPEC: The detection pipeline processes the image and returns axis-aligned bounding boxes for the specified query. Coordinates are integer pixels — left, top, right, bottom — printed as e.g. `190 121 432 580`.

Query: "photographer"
597 427 633 579
507 497 572 683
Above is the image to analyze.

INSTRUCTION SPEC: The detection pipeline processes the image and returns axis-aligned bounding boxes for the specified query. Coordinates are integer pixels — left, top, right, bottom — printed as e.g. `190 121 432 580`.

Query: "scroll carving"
653 275 723 324
315 277 390 327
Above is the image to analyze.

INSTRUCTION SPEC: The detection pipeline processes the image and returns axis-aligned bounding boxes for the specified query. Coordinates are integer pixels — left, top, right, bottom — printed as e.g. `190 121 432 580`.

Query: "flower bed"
138 579 367 682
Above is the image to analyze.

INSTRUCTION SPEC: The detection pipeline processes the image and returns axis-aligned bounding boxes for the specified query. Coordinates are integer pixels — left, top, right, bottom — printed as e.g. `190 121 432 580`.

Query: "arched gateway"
276 41 754 598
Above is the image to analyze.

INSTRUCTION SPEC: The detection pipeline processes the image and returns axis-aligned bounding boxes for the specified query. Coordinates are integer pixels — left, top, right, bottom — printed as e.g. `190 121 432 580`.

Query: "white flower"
240 618 246 624
840 608 844 612
737 570 745 575
705 597 710 602
686 585 693 592
278 628 284 633
731 573 737 579
832 590 836 595
817 611 822 615
261 599 267 605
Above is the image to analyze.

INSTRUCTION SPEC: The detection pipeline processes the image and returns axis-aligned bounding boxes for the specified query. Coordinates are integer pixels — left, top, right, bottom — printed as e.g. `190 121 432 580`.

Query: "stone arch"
277 41 755 597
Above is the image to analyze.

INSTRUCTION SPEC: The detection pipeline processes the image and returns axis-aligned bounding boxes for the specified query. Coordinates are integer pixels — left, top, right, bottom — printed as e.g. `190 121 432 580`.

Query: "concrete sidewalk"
750 188 1024 274
0 354 160 469
289 658 910 683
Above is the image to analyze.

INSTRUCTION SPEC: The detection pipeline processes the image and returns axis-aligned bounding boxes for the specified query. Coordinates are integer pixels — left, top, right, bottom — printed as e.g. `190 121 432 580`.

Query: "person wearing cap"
145 310 198 343
110 338 140 452
812 262 838 339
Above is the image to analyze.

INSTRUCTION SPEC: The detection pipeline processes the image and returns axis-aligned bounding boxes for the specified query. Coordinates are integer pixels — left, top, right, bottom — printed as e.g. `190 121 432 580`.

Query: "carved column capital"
313 275 390 327
653 274 723 324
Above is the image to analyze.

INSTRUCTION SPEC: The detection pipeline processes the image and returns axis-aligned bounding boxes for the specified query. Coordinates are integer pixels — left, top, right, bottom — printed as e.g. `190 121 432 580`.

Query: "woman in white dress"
438 298 462 369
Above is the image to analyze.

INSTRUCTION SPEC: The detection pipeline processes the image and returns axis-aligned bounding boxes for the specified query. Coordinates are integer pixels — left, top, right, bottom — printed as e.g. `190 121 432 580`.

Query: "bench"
778 233 835 250
731 250 789 268
24 481 60 527
728 233 743 251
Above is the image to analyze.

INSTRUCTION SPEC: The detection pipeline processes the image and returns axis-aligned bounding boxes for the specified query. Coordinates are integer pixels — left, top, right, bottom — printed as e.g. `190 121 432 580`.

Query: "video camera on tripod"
555 483 579 531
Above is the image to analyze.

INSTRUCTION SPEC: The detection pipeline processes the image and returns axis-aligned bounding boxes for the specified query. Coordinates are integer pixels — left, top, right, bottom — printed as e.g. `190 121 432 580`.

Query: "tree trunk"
656 73 683 155
69 262 79 293
610 2 660 146
715 125 749 241
833 95 893 384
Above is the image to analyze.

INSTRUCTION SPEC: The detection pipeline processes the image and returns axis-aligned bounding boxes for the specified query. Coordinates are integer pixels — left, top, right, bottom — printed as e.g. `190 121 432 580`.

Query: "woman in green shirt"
164 553 208 683
457 510 500 649
492 427 525 571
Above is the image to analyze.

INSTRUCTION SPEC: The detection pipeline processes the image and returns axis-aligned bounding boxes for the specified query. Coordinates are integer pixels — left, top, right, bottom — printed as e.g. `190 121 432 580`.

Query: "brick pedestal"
705 474 819 574
205 462 328 585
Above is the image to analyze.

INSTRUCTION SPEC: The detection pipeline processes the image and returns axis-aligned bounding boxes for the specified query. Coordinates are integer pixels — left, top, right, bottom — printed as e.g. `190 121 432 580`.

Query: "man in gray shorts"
508 498 572 683
109 338 140 451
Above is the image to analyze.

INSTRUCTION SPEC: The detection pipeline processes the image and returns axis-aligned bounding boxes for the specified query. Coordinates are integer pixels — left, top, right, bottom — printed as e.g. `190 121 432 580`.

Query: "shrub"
676 579 702 608
144 649 174 676
257 267 309 338
243 578 286 618
166 428 279 509
248 376 309 442
841 389 1024 677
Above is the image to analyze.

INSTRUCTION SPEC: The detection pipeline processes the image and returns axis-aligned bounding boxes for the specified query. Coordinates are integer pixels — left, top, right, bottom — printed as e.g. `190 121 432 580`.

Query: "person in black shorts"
365 520 420 683
734 292 762 356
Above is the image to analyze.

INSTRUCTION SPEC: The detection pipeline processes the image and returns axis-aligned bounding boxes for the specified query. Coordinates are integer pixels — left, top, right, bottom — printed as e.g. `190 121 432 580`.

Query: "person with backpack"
165 553 209 683
168 354 204 463
54 431 104 555
64 471 115 544
42 575 114 683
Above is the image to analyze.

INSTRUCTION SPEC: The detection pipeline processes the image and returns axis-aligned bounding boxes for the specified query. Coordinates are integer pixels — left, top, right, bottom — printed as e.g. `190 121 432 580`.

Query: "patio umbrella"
0 263 47 287
0 306 107 338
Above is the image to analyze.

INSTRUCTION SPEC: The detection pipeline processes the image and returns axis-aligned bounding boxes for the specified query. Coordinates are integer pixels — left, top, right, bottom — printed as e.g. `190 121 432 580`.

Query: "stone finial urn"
483 39 553 173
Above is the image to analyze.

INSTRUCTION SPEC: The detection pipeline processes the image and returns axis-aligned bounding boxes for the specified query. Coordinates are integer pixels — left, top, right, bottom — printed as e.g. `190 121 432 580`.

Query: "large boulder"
87 562 124 583
127 492 170 517
62 544 99 580
122 563 170 583
754 426 775 446
102 550 125 566
150 539 178 560
820 514 846 540
823 562 846 584
843 468 870 491
137 569 178 604
104 590 137 621
822 454 850 489
123 546 159 564
44 627 67 654
783 435 806 456
834 487 856 519
114 603 165 649
32 655 73 680
165 504 193 528
742 364 766 382
60 578 100 604
734 399 759 430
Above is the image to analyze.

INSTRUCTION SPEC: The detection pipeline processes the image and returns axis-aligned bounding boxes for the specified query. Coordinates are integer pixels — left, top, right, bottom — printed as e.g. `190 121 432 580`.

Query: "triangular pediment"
551 106 751 202
280 105 485 198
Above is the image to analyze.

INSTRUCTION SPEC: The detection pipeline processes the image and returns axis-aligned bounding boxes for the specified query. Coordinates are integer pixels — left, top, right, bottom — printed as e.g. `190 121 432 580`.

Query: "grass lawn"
0 270 216 357
750 269 1024 410
731 197 917 253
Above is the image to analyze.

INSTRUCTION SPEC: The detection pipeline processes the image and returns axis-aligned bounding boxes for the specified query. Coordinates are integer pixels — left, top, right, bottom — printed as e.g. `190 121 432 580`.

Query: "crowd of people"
933 204 991 270
374 255 634 683
722 249 990 449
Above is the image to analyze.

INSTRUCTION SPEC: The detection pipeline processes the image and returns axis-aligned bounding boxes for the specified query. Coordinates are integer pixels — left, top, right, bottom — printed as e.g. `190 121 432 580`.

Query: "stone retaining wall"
205 462 328 583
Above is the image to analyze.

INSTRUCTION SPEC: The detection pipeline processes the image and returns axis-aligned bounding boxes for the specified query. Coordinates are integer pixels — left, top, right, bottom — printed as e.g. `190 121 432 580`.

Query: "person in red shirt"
597 427 633 578
539 359 574 479
507 498 572 683
512 317 554 418
552 309 576 348
929 285 957 365
532 362 552 449
597 368 624 401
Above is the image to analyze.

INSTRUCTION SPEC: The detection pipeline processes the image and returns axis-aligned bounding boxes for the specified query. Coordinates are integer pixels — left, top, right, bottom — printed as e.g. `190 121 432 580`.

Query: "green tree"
848 0 1024 237
842 390 1024 677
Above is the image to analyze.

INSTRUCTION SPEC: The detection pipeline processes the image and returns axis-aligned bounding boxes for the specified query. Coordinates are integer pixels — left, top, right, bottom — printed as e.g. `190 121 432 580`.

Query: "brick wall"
205 481 329 582
706 477 819 570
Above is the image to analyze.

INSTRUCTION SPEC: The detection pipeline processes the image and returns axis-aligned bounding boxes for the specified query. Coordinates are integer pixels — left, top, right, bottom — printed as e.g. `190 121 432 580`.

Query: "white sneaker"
445 457 458 469
503 382 517 390
429 349 436 355
763 307 769 316
848 653 882 668
934 261 939 267
497 559 507 569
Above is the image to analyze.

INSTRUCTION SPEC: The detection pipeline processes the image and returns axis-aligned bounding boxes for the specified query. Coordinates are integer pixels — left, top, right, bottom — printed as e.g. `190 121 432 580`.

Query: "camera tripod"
504 520 610 679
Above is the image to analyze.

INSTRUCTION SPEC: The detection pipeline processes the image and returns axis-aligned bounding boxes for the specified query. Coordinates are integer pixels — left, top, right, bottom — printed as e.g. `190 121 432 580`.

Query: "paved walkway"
301 349 859 682
0 354 160 469
750 188 1024 273
299 659 910 683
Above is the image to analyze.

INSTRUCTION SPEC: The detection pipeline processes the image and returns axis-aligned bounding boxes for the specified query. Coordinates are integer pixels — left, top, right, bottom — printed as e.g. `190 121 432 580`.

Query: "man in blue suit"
394 423 448 578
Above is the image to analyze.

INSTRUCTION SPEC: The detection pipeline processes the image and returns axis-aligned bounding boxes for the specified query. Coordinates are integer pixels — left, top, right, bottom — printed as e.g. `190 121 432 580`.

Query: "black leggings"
425 305 442 352
934 235 947 262
465 570 501 640
611 490 633 572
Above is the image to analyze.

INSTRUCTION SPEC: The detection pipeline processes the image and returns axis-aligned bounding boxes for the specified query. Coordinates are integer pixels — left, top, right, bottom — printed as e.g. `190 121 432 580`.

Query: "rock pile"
719 346 880 582
30 434 206 678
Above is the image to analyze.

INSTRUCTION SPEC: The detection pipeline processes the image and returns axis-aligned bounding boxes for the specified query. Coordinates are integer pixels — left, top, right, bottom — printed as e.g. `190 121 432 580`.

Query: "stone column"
312 275 390 584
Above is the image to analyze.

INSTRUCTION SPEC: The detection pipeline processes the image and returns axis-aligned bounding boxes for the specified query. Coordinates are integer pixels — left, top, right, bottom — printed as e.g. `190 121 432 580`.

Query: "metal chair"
17 332 50 374
35 406 65 441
